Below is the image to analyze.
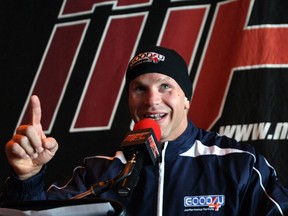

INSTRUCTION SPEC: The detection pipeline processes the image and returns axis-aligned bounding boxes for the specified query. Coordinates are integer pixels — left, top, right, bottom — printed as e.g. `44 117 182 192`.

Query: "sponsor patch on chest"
184 195 225 212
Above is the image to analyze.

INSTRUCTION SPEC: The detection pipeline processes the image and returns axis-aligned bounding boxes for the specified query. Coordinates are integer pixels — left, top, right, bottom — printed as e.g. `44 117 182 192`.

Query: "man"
1 46 288 215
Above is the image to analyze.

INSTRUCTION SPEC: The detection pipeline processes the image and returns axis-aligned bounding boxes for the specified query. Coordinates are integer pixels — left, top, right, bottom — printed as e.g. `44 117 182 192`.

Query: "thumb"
30 95 46 139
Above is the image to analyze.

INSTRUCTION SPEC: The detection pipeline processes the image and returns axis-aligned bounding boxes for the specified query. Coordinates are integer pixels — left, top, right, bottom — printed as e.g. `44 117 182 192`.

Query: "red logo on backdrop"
17 0 288 133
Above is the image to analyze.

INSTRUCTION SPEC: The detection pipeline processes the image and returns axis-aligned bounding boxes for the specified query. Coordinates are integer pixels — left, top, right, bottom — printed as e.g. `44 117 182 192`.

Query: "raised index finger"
30 95 42 127
29 95 46 139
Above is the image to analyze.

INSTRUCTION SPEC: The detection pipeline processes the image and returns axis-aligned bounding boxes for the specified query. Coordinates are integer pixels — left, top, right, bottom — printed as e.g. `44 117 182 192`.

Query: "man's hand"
5 95 58 180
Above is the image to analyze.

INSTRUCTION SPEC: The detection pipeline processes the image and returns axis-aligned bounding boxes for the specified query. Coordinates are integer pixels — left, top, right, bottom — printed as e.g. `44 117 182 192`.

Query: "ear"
184 97 190 110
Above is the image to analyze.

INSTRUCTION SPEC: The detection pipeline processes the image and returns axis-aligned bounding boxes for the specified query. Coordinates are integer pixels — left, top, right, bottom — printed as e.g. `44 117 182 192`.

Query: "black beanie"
125 46 192 100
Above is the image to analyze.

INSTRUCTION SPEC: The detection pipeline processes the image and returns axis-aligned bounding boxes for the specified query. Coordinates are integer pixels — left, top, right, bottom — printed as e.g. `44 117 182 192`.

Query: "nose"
145 88 161 106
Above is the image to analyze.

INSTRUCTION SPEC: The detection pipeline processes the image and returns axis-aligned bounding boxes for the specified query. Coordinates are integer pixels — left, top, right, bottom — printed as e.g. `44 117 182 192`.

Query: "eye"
160 83 171 90
132 85 146 93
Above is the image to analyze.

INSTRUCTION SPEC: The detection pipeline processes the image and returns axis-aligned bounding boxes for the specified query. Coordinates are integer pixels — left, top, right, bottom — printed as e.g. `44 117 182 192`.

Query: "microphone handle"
117 151 144 197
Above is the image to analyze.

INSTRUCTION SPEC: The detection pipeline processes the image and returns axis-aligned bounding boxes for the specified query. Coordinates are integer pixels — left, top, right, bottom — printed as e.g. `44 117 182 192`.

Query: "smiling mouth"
144 113 166 121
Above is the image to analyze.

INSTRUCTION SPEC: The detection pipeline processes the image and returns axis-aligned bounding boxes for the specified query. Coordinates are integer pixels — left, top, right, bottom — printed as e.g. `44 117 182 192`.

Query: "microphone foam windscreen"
133 119 161 142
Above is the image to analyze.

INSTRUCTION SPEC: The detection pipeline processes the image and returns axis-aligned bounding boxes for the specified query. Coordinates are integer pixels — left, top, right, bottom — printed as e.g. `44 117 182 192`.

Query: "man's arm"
5 95 58 180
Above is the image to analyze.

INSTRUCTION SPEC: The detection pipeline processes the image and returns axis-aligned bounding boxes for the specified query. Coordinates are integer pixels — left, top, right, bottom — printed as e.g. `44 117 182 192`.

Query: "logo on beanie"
129 52 165 68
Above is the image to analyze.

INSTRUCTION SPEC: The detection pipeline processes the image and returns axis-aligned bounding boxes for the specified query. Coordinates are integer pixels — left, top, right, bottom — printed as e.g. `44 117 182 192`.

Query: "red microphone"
133 118 161 140
121 118 161 165
118 119 162 196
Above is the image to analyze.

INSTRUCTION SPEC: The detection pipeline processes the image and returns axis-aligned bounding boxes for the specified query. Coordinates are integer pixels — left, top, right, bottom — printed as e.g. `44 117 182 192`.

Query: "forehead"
130 72 175 84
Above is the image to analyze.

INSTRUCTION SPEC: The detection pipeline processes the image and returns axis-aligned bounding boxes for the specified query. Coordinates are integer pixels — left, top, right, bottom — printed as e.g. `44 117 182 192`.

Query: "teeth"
145 113 165 120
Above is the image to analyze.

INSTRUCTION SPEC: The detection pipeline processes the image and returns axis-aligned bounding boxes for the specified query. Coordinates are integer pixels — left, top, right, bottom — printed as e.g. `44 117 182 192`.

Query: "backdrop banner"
1 0 288 188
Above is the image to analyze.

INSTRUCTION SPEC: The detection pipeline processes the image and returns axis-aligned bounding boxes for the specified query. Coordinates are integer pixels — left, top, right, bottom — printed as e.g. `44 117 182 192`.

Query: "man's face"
128 73 190 143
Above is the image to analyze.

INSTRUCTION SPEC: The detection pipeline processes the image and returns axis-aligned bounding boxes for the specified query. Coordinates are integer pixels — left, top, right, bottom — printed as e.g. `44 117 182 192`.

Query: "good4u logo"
18 0 288 134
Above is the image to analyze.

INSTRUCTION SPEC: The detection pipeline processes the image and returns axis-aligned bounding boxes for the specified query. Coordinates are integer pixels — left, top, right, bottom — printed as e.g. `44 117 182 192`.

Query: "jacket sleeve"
240 152 288 216
46 152 126 200
0 166 47 201
0 151 126 202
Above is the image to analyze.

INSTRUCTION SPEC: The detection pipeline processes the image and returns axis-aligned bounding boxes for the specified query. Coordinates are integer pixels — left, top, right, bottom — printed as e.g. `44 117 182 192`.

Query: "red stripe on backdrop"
60 0 150 17
21 22 87 131
160 6 208 68
189 0 288 130
73 14 146 130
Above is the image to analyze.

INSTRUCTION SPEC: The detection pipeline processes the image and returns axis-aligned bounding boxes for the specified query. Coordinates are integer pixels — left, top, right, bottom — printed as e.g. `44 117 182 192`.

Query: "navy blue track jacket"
2 120 288 215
